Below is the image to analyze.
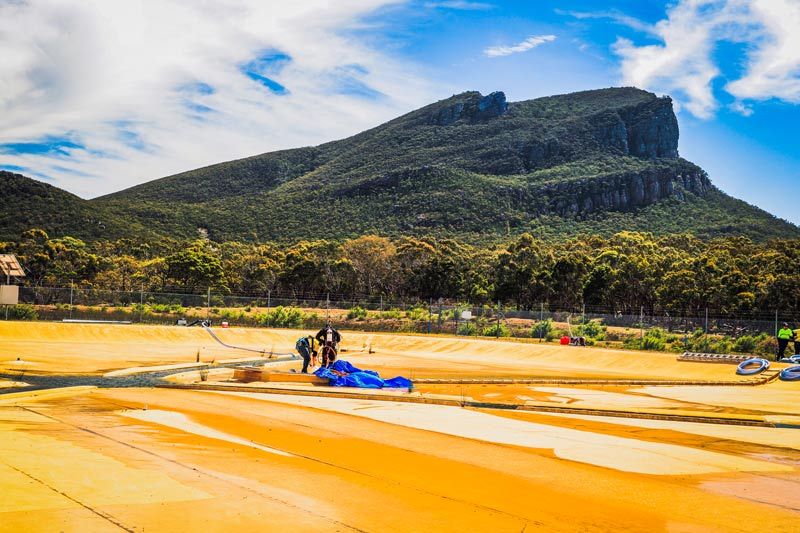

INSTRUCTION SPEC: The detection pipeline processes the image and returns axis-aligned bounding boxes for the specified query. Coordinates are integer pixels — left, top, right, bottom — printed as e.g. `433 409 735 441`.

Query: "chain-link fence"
1 285 792 345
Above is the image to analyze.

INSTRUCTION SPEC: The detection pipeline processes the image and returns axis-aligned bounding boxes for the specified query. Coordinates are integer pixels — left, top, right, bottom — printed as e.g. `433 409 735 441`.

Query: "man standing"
316 323 342 349
776 323 794 360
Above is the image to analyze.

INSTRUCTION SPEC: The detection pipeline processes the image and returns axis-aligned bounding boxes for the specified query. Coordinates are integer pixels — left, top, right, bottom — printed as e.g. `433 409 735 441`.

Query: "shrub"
10 304 38 321
346 306 367 320
457 322 477 336
405 306 428 321
219 309 245 322
255 306 305 328
482 323 511 337
625 327 667 351
685 333 733 354
531 319 553 339
380 309 403 320
575 319 606 340
640 335 666 351
438 309 456 321
733 335 758 354
547 327 569 342
755 335 778 358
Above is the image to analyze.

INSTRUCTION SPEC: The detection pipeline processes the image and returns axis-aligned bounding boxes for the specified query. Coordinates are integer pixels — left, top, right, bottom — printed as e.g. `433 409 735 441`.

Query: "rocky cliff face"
431 91 508 125
535 166 711 217
523 96 680 171
619 97 679 158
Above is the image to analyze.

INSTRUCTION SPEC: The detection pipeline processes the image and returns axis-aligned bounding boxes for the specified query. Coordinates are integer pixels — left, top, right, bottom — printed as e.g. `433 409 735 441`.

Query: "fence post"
640 306 644 339
539 302 544 342
496 301 500 338
775 309 778 336
427 298 432 335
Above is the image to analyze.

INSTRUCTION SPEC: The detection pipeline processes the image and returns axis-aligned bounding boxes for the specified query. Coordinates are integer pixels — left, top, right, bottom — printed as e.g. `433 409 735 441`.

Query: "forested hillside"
2 87 796 242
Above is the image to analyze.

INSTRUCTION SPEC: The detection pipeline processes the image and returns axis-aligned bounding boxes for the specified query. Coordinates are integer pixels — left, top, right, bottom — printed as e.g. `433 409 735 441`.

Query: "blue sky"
1 0 799 224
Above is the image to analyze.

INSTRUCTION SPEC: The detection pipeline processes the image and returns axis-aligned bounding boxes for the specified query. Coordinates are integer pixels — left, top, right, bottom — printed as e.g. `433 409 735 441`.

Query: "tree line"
2 228 799 317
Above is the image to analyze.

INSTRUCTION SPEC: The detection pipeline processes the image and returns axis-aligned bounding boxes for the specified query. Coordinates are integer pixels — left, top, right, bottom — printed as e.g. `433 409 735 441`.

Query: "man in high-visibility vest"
777 323 794 360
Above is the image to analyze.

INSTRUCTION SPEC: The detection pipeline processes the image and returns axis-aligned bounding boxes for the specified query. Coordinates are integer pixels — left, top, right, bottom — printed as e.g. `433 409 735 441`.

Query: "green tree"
165 240 226 292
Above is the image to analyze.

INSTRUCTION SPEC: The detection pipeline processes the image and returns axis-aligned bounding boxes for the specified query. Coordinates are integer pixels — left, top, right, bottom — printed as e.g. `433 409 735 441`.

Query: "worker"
322 343 338 368
315 323 342 350
307 335 319 369
295 335 319 374
776 323 794 360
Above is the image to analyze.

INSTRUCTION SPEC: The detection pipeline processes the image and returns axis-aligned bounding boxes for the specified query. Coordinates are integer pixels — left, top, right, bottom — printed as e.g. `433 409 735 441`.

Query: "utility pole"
140 282 144 323
267 289 271 309
69 279 74 319
206 287 211 321
704 307 709 334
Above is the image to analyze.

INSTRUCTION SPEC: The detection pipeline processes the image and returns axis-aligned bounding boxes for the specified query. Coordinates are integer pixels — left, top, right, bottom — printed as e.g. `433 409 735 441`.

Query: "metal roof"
0 254 25 277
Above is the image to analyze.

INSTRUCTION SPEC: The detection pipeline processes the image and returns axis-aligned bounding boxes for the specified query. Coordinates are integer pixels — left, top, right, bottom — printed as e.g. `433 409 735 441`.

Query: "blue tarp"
314 360 412 389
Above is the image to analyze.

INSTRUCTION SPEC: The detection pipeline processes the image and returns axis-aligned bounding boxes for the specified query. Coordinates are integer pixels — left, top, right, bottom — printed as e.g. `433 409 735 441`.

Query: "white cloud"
424 1 493 9
612 0 800 119
0 0 439 198
726 0 800 103
484 34 556 58
559 9 656 35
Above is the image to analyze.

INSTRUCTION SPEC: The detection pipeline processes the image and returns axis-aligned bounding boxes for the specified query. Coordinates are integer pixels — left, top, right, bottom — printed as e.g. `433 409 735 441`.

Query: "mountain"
3 87 797 243
0 171 154 242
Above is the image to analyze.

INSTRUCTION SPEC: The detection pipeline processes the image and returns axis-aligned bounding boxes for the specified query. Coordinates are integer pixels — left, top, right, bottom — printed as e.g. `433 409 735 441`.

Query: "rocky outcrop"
475 91 508 120
620 97 679 158
431 91 508 125
586 97 679 159
532 166 711 217
520 95 679 172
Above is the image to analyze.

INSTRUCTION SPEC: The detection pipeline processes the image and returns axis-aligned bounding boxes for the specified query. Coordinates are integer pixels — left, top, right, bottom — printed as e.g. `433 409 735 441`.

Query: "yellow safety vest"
777 328 794 340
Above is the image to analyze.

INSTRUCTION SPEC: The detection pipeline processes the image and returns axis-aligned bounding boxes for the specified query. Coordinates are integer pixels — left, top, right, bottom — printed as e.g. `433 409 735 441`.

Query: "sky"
1 0 799 224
